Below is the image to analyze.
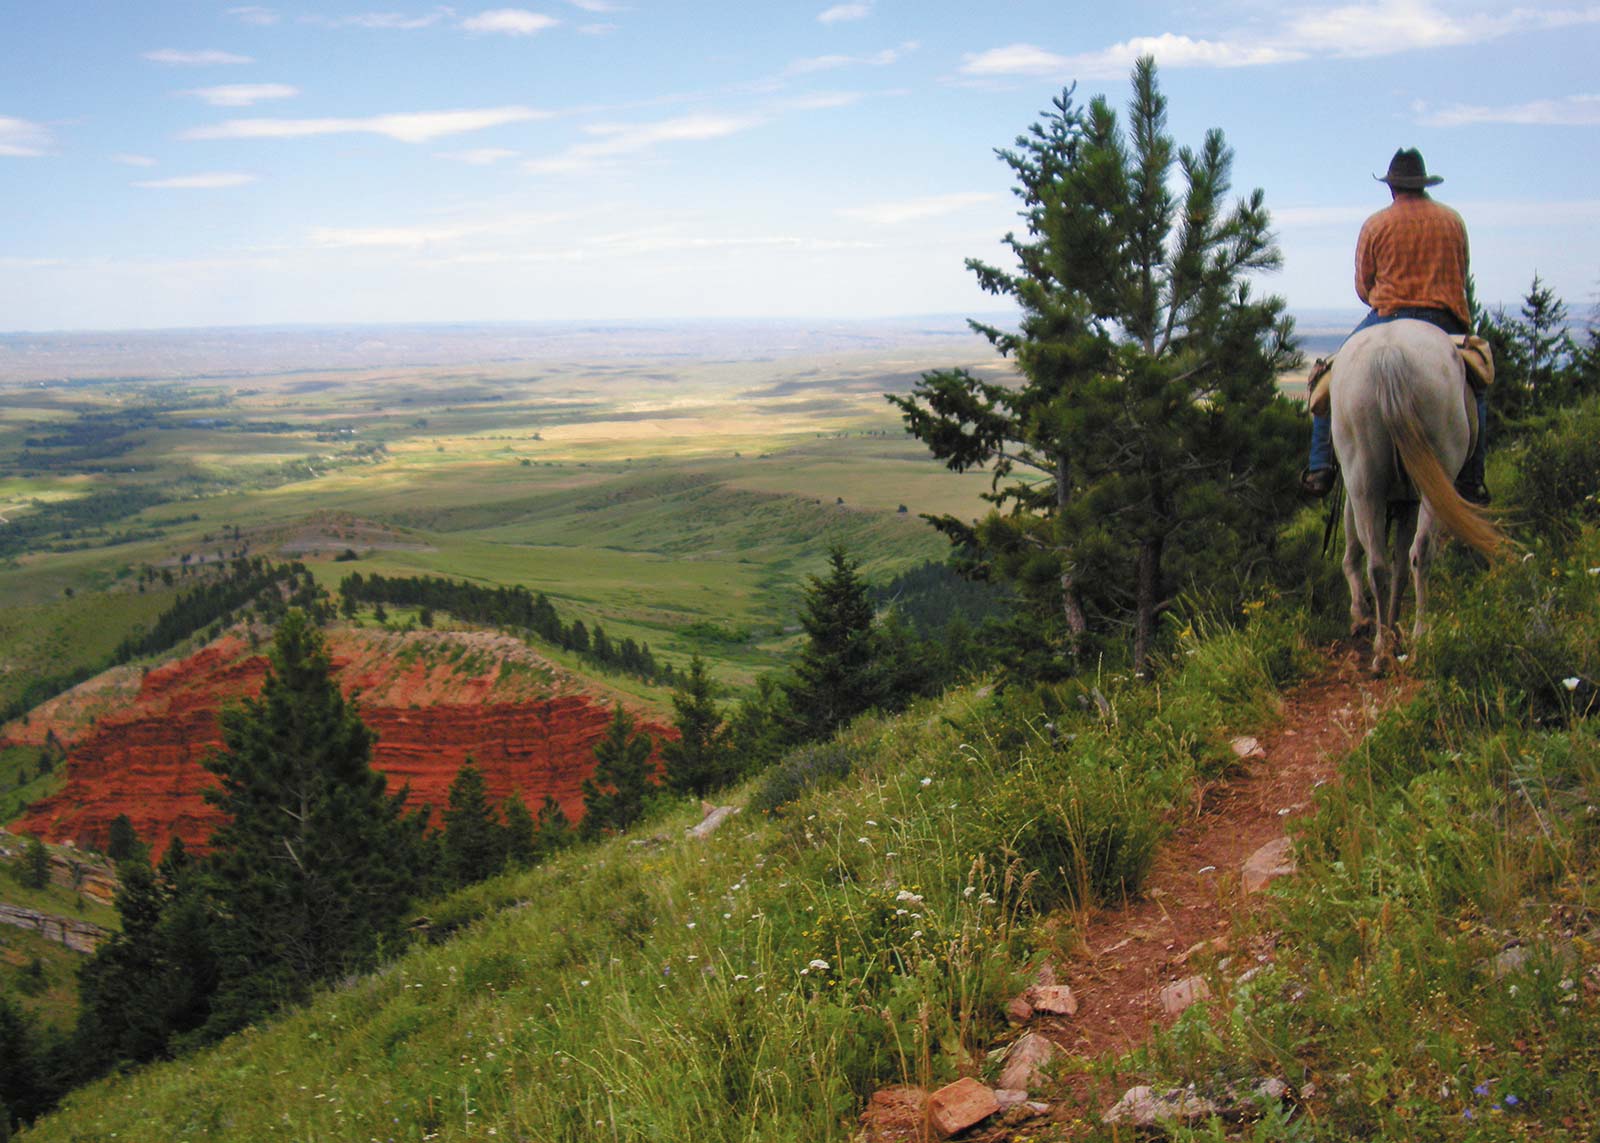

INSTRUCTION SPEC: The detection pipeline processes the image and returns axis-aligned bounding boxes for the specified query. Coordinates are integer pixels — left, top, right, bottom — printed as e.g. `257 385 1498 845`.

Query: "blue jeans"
1308 307 1484 481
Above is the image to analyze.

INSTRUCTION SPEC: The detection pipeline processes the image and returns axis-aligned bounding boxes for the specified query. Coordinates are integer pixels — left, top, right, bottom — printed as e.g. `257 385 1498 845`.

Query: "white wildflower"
808 958 831 972
920 776 932 787
895 889 923 905
1563 677 1581 691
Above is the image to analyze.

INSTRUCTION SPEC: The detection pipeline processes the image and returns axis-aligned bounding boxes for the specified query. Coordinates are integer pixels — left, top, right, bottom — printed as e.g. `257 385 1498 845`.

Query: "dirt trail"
866 645 1414 1140
1054 646 1409 1059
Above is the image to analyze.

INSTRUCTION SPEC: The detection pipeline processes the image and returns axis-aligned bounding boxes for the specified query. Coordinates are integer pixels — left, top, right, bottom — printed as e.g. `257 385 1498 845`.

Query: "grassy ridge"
18 605 1317 1141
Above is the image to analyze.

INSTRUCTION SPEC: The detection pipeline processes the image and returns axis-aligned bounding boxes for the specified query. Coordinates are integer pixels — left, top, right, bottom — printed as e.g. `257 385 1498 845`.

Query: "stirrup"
1300 466 1335 498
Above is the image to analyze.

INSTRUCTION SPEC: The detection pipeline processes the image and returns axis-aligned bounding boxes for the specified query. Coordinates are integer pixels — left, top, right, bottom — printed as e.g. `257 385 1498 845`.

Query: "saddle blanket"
1307 334 1493 417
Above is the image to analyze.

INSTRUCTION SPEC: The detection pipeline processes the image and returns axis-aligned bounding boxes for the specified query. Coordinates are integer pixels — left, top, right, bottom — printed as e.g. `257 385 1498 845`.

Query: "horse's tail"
1372 345 1507 559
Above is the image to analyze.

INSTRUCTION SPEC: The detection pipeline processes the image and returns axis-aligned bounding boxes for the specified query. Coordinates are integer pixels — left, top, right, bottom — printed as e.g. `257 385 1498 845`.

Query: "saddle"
1307 334 1494 416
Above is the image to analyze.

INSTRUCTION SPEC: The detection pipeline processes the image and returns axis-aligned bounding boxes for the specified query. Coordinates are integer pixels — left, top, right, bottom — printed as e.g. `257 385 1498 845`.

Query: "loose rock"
926 1077 999 1138
1158 975 1211 1016
1242 836 1297 894
997 1031 1057 1091
1026 983 1079 1017
1103 1084 1220 1128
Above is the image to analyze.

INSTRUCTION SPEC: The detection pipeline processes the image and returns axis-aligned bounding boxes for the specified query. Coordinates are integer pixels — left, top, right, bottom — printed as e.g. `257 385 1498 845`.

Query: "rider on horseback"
1302 148 1491 505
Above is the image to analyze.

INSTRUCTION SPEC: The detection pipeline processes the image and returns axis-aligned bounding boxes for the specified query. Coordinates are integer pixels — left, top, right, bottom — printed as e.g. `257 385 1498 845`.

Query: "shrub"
1504 396 1600 546
751 741 860 814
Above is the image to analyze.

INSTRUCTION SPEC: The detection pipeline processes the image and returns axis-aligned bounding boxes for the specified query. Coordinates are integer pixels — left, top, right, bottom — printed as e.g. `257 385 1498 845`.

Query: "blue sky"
1 1 1596 332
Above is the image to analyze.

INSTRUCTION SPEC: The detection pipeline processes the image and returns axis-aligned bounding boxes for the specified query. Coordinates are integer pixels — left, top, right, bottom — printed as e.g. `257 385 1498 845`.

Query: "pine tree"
1519 273 1574 412
106 814 144 864
782 547 882 740
200 609 416 1034
442 759 506 887
18 837 50 890
889 58 1302 676
662 654 734 797
502 791 538 867
579 703 655 839
533 794 575 857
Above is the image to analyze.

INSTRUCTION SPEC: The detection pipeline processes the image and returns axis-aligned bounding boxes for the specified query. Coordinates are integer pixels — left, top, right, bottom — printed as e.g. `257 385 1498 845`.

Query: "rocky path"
863 644 1413 1140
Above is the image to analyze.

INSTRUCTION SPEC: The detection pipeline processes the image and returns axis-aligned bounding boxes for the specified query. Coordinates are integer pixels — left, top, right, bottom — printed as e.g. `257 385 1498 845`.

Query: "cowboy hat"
1375 148 1443 189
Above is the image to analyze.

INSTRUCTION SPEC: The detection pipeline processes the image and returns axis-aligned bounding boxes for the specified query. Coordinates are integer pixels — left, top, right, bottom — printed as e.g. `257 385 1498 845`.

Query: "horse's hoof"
1349 619 1373 639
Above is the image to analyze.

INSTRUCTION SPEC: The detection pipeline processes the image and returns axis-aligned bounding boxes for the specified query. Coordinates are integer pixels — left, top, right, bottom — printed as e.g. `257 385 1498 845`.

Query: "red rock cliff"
7 629 671 858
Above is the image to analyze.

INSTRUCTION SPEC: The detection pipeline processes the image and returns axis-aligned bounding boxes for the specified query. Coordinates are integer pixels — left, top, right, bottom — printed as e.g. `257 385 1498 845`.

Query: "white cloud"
1418 93 1600 127
142 48 255 65
789 42 916 74
0 116 52 157
960 3 1600 80
818 3 870 24
111 153 159 167
227 6 280 25
185 106 549 143
837 191 1002 225
311 223 470 247
524 113 762 174
460 9 560 35
436 146 519 163
303 9 453 29
135 172 258 189
566 0 620 10
183 83 300 108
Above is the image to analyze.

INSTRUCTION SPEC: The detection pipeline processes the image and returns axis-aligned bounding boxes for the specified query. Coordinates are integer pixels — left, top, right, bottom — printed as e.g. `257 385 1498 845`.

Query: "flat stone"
1230 735 1265 759
926 1077 999 1138
1158 975 1212 1016
1242 836 1297 894
1103 1084 1220 1127
1005 995 1034 1025
994 1088 1030 1111
1025 983 1079 1017
997 1031 1057 1091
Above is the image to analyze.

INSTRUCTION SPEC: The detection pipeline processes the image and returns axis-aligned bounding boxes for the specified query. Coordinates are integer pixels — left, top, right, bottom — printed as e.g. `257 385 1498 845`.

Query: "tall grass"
1111 533 1600 1142
21 602 1315 1142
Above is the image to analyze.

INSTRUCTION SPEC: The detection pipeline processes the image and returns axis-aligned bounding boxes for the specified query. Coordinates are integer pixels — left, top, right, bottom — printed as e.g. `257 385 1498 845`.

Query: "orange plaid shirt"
1354 192 1470 327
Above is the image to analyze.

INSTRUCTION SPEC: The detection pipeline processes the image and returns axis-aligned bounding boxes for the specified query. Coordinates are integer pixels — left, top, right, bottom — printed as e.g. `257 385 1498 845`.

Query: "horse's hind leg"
1342 497 1371 637
1409 502 1438 645
1388 503 1418 648
1350 493 1395 672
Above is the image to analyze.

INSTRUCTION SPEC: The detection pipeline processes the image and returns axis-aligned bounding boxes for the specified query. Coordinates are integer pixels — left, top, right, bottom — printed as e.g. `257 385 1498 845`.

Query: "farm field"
0 324 1004 705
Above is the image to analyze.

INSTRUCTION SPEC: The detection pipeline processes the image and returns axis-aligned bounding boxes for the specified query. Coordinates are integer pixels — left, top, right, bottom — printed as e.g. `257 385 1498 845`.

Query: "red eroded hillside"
6 628 671 858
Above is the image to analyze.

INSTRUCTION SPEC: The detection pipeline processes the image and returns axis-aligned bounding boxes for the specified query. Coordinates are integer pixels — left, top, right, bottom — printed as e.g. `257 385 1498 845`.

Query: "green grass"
18 600 1315 1142
1083 532 1600 1142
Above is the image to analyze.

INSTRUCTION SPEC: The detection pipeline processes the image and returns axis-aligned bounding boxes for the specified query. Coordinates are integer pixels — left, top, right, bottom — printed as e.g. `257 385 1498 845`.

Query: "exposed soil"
4 627 672 859
863 643 1416 1141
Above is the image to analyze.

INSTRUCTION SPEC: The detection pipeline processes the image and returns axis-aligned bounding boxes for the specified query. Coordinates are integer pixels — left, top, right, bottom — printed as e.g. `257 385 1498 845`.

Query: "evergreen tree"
442 759 506 887
662 654 735 797
533 795 575 857
502 791 538 867
783 547 882 741
200 609 416 1035
889 59 1301 675
1519 273 1574 412
579 703 655 839
0 993 59 1131
105 814 144 864
18 837 50 890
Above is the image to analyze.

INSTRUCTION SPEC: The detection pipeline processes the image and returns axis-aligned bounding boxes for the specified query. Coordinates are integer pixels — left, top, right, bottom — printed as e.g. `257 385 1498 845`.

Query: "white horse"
1331 319 1505 671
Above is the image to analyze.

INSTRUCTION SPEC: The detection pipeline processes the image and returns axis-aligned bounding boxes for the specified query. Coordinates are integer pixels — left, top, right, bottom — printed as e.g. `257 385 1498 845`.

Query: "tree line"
338 571 680 686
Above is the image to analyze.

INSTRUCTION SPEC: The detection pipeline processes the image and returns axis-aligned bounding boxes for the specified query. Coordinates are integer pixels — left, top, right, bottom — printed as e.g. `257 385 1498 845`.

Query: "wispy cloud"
837 191 1002 225
143 48 255 66
0 116 53 157
182 83 300 108
778 91 866 111
135 172 258 189
524 112 763 174
111 153 159 167
436 146 520 163
818 3 871 24
789 41 916 74
959 2 1600 80
185 106 549 143
566 0 621 11
308 209 573 249
227 6 280 25
1419 92 1600 127
302 9 453 30
460 8 561 35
